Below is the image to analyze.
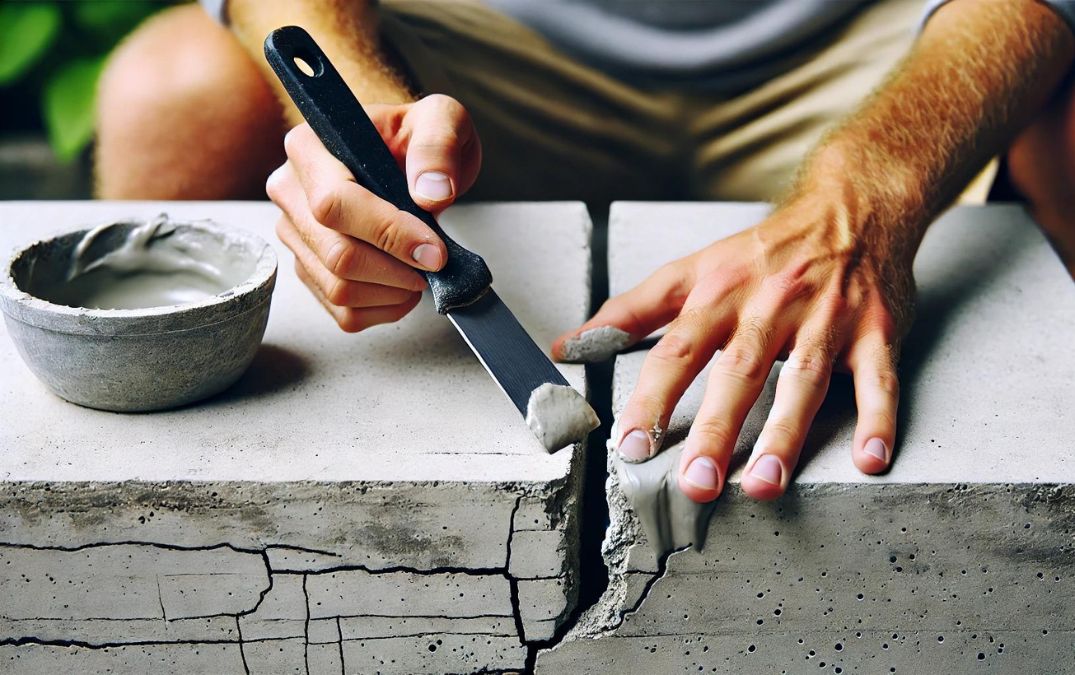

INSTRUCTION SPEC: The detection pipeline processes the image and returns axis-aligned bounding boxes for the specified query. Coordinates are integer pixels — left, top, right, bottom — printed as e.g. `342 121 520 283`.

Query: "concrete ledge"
0 201 593 672
538 203 1075 672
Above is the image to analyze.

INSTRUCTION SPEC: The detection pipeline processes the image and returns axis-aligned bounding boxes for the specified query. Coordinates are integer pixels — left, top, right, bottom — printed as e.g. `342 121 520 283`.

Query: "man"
96 0 1074 504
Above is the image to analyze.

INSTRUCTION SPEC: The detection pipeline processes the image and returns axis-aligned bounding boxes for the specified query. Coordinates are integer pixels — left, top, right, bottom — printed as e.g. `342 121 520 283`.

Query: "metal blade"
447 289 569 415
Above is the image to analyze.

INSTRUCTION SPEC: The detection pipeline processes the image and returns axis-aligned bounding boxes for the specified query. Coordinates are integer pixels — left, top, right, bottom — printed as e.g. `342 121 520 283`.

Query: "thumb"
402 95 481 213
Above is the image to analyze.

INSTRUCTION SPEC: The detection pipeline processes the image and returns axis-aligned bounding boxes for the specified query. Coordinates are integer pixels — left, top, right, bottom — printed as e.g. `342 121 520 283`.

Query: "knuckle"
326 240 355 278
691 418 738 452
371 210 409 255
874 370 901 398
265 166 287 200
686 268 738 306
325 277 351 307
734 316 777 350
762 268 808 304
650 332 694 365
425 93 467 120
715 346 769 382
782 351 832 388
337 310 368 334
762 419 801 450
282 124 309 157
309 186 344 228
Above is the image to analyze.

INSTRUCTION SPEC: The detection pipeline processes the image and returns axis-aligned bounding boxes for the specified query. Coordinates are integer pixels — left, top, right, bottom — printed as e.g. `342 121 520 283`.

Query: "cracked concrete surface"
0 201 592 673
536 203 1075 672
3 202 1073 673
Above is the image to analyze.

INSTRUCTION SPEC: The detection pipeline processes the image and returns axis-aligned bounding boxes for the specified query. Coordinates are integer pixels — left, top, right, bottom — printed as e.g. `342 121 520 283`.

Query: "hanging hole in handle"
291 48 323 77
293 56 316 76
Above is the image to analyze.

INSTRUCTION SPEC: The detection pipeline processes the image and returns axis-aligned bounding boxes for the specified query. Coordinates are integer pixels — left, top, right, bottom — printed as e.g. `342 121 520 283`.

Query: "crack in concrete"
614 545 687 628
1 437 588 674
302 575 310 675
155 577 167 621
235 617 250 675
334 618 344 675
505 495 528 652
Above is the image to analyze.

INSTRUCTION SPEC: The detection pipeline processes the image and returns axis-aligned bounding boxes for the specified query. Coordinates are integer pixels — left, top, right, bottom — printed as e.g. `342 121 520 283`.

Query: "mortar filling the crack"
525 382 600 452
611 428 717 555
38 215 254 310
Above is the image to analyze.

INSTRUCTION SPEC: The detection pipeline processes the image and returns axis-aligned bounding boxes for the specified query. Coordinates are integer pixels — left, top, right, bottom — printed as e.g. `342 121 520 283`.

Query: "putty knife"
264 26 597 450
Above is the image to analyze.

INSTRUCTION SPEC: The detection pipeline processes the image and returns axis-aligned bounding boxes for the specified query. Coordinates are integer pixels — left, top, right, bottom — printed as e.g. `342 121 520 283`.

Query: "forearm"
793 0 1074 261
227 0 415 125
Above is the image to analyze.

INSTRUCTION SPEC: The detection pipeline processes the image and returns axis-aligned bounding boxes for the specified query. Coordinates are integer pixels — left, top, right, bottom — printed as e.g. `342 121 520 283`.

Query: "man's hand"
266 95 482 331
556 197 912 502
556 0 1072 505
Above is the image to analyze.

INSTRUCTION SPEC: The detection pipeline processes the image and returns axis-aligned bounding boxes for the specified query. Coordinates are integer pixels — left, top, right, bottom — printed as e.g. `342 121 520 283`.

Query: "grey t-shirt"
203 0 1075 91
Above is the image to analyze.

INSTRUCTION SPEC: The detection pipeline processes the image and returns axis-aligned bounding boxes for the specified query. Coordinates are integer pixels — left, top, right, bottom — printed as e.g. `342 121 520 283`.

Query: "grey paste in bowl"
0 214 277 412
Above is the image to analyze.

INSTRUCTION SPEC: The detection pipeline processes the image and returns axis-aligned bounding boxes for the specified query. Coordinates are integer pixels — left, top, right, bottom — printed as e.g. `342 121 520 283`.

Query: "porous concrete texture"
0 200 593 672
537 203 1075 673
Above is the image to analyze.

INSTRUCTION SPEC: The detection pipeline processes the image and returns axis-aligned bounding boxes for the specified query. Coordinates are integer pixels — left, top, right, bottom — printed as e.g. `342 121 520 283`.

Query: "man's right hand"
267 94 482 332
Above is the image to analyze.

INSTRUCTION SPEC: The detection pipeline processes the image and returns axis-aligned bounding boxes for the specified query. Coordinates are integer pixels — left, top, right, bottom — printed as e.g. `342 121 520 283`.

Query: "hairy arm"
799 0 1075 266
226 0 415 124
556 0 1075 504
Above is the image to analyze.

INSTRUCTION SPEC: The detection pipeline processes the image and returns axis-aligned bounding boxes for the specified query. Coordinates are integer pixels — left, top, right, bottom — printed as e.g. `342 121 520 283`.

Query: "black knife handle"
264 26 491 313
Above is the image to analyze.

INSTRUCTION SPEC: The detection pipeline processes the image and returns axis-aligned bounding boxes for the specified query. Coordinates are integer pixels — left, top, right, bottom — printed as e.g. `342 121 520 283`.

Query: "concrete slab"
0 200 593 671
538 203 1075 672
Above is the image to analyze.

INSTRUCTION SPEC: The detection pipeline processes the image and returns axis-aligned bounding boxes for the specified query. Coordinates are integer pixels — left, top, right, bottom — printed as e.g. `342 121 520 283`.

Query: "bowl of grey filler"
0 213 277 412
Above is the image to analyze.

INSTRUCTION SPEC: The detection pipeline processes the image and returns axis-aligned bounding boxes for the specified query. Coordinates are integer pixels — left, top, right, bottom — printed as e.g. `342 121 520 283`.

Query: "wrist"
783 141 930 266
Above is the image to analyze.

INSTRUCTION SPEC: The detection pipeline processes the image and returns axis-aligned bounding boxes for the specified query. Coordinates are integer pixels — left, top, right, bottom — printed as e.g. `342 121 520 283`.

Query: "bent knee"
100 4 283 127
97 4 284 199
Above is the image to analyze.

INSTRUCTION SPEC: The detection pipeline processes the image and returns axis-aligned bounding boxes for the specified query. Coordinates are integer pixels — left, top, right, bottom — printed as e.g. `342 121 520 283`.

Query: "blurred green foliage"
0 1 176 162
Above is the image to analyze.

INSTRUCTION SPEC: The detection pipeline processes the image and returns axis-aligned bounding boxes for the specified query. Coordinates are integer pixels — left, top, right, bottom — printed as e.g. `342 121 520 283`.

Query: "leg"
1005 75 1075 276
95 4 286 199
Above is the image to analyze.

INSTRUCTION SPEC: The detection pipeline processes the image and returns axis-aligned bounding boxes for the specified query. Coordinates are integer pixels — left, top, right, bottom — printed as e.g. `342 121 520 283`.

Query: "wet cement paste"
560 325 631 363
525 382 600 452
43 215 251 310
614 443 717 556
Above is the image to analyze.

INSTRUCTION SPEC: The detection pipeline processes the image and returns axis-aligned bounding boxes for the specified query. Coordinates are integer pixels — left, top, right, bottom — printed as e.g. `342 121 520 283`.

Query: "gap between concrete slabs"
535 203 1075 672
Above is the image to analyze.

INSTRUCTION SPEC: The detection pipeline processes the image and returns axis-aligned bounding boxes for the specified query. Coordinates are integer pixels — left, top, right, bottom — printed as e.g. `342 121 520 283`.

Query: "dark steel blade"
448 289 569 414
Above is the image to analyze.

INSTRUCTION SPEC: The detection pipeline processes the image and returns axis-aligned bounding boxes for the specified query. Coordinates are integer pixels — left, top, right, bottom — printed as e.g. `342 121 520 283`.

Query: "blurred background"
0 1 177 199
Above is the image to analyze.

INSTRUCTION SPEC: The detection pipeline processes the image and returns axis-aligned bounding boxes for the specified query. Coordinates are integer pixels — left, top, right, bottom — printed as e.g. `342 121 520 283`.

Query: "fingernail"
415 171 452 201
748 454 784 486
864 437 889 463
682 457 719 492
412 243 443 270
617 429 652 462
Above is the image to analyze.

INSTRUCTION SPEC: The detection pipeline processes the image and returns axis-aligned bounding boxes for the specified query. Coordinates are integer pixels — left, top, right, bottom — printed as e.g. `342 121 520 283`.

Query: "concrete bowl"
0 216 277 412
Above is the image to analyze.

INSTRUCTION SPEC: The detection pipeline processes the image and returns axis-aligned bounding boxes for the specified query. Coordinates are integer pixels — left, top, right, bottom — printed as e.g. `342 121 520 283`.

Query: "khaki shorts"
378 0 995 204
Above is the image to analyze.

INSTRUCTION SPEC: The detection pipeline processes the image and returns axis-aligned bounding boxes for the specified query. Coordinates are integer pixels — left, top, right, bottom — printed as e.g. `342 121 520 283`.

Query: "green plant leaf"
74 1 162 43
0 3 62 85
43 55 107 162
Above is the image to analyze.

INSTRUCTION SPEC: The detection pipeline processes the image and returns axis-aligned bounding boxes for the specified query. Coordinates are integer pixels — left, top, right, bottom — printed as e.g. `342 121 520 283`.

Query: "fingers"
847 330 900 474
552 261 693 362
295 259 423 333
280 123 448 272
269 162 427 292
740 328 839 500
678 307 792 503
397 94 482 212
278 220 419 306
611 288 738 462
